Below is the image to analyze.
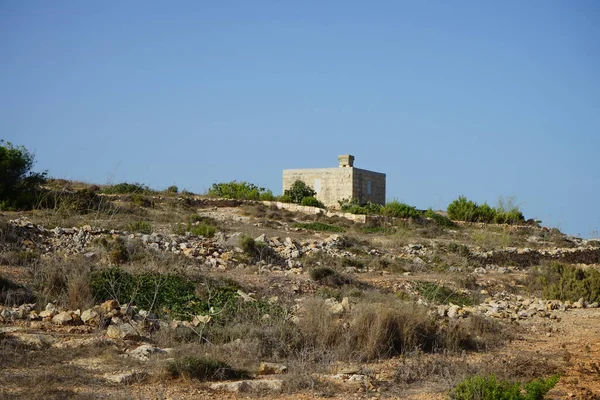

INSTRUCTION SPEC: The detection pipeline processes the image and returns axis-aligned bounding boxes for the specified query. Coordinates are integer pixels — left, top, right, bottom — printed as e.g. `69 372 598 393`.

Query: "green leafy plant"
301 196 325 208
382 200 421 219
284 180 317 204
207 180 272 200
415 281 475 306
0 140 48 210
534 262 600 303
450 374 559 400
447 196 525 224
91 268 241 319
339 198 382 215
424 208 456 227
172 215 218 238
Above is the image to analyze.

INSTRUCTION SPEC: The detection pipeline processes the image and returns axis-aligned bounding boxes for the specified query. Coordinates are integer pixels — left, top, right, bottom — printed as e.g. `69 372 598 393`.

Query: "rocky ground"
1 196 599 399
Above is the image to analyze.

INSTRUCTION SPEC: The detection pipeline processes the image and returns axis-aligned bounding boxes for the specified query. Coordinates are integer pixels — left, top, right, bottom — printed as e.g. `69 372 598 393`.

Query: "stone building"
282 155 386 207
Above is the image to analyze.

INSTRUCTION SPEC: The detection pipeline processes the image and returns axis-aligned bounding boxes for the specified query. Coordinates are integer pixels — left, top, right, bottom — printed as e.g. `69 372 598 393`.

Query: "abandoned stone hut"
282 155 386 208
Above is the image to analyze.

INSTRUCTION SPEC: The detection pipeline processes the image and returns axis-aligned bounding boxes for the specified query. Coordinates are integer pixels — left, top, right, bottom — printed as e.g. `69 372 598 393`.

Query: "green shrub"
166 356 248 381
447 196 481 222
309 267 337 281
259 191 276 201
447 196 525 224
424 208 456 227
188 222 217 238
101 182 151 195
166 185 178 193
495 209 525 224
91 268 241 319
0 140 47 210
309 267 352 287
415 281 475 306
240 235 260 256
277 194 293 203
382 200 421 219
301 196 325 208
173 215 218 238
188 214 204 223
534 263 600 303
450 374 559 400
207 181 272 200
477 203 496 223
107 237 129 264
126 221 152 234
293 222 344 233
339 198 382 215
284 180 316 204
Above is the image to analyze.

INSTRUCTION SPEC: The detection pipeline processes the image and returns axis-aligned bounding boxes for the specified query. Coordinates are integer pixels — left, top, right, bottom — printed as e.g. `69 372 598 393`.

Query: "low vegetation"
293 222 345 233
0 140 47 210
450 374 559 400
207 180 274 200
531 262 600 303
447 196 525 224
165 356 248 381
100 182 152 195
415 281 477 306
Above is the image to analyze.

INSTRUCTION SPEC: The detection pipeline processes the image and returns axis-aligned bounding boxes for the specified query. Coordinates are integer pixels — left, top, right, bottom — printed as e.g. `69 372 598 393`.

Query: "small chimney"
338 154 354 168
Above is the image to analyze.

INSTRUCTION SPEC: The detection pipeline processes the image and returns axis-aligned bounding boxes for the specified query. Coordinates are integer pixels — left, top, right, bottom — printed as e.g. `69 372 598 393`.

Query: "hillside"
1 186 599 399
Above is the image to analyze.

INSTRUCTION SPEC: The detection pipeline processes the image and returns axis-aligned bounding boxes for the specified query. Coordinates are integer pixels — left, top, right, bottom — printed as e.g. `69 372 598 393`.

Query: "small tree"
0 140 47 210
284 180 316 204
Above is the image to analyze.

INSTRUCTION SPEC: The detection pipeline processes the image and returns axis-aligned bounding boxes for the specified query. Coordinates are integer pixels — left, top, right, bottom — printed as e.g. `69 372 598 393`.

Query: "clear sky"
1 1 599 238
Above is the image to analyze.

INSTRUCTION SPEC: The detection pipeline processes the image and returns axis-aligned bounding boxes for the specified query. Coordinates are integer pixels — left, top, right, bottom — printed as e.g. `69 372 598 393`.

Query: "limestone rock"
127 344 167 361
258 362 288 375
103 371 148 384
81 309 99 324
52 311 73 325
100 300 119 314
210 379 282 393
106 323 140 340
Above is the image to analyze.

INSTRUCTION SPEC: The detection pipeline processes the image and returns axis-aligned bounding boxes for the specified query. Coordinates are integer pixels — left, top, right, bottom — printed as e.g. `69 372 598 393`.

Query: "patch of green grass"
357 225 388 234
415 281 475 306
294 222 344 233
450 374 559 400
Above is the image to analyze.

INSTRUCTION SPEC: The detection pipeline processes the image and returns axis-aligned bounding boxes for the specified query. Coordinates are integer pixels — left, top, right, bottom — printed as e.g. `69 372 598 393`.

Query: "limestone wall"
353 168 386 205
283 166 386 207
282 168 354 207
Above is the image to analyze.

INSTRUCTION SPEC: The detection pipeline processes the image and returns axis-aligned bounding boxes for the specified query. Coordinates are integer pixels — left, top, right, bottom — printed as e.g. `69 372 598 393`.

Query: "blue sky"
1 1 599 238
